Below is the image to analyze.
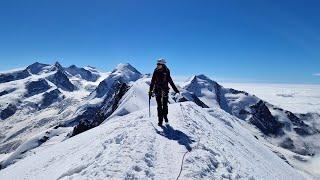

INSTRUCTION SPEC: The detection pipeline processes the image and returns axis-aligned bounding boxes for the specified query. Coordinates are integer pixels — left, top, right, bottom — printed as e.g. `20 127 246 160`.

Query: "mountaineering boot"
164 115 168 123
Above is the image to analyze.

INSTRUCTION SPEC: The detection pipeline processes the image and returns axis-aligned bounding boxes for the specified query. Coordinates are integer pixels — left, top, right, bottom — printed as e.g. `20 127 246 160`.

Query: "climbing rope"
149 102 201 180
176 103 201 180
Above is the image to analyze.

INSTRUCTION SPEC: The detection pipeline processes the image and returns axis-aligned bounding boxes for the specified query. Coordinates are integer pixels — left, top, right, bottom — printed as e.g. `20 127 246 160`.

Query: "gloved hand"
148 91 153 99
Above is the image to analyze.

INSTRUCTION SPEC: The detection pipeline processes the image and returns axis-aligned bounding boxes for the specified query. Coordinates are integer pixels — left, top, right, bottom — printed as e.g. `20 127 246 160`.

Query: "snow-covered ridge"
0 62 319 179
0 102 307 179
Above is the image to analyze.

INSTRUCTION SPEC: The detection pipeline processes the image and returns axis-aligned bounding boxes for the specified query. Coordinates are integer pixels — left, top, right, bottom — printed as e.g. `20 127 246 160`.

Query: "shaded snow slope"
0 102 306 180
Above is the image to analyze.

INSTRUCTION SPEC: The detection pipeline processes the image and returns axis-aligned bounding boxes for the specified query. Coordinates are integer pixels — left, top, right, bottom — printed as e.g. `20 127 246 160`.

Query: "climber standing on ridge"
149 59 180 127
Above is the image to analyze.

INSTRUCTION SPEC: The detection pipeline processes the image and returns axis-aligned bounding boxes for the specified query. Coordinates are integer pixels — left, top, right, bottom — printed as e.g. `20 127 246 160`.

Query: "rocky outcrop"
24 79 51 97
47 70 75 91
0 104 17 120
0 88 16 97
286 111 311 136
26 62 50 75
72 82 130 136
0 69 30 83
249 101 284 136
40 89 63 109
65 65 99 82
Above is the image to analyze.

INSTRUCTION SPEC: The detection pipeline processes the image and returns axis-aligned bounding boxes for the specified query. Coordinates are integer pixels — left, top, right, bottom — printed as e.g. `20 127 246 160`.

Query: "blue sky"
0 0 319 84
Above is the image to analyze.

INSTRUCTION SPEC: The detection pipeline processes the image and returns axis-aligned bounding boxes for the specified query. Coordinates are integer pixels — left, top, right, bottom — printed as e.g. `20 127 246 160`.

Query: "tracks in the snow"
176 103 201 180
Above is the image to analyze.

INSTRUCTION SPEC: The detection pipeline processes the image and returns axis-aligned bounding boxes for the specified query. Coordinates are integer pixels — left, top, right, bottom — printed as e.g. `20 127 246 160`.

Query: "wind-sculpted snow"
0 102 306 179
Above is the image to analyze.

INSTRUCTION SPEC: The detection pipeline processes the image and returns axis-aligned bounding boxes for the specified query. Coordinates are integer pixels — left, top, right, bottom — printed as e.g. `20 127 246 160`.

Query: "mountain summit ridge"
0 62 319 179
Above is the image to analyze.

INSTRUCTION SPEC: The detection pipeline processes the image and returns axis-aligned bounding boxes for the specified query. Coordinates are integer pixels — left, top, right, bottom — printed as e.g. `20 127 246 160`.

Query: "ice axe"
149 97 151 118
148 91 152 117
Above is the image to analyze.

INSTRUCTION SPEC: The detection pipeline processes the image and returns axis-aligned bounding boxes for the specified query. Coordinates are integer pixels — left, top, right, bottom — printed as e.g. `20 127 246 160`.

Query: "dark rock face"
72 82 130 136
249 101 283 136
286 111 306 127
95 80 109 98
0 69 30 83
26 62 50 74
102 81 130 117
286 111 311 136
0 90 8 97
47 70 75 91
0 104 17 120
298 113 320 134
51 62 64 72
40 89 62 109
0 88 16 97
24 79 51 97
229 88 249 96
191 94 209 108
65 65 99 82
71 107 104 136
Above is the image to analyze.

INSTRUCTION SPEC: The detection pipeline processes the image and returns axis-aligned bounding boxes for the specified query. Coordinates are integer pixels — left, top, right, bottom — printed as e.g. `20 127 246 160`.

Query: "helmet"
157 58 166 65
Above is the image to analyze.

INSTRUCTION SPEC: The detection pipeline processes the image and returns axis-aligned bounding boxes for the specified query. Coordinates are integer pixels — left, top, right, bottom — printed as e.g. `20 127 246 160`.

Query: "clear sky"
0 0 319 84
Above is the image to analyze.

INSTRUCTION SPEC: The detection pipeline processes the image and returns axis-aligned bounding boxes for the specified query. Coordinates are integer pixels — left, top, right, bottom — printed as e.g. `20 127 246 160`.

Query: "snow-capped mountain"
70 63 143 136
0 62 319 179
180 75 320 156
0 62 108 169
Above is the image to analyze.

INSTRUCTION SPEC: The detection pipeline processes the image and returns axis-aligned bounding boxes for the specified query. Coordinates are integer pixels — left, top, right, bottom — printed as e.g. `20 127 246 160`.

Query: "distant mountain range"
0 62 319 179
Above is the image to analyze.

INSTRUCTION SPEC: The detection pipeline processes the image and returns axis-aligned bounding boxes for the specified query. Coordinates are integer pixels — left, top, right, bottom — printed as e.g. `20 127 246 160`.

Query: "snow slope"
0 62 319 179
0 102 306 180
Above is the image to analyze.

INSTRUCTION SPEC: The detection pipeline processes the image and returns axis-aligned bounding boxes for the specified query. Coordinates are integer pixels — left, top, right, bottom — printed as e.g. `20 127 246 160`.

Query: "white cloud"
313 73 320 76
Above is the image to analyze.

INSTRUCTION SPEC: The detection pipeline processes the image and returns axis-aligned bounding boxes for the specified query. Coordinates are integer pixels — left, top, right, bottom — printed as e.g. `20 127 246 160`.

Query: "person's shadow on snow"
155 124 195 152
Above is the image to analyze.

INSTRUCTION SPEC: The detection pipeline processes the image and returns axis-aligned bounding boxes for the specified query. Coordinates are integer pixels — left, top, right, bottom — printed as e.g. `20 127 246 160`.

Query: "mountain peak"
113 63 141 75
68 65 77 69
28 62 47 67
54 61 63 69
47 61 65 73
64 64 100 82
26 62 50 74
195 74 212 81
92 63 142 98
186 74 217 86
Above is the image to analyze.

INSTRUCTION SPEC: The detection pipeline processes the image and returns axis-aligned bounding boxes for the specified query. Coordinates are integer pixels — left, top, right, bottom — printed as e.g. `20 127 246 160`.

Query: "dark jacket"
150 65 179 94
